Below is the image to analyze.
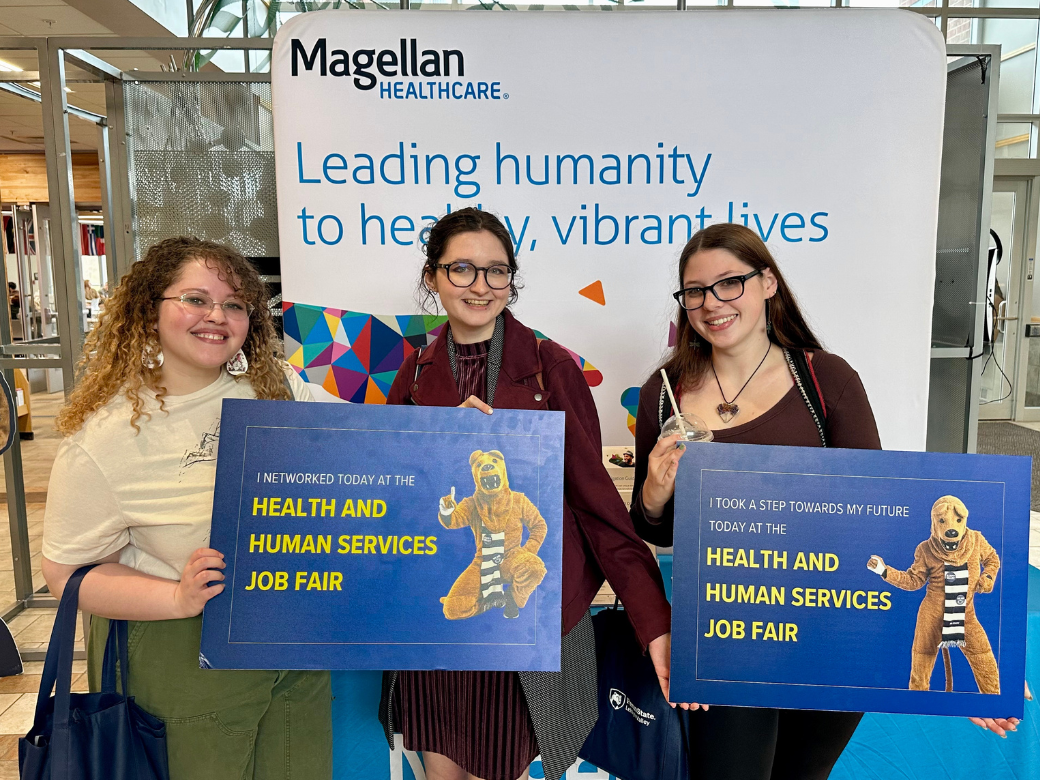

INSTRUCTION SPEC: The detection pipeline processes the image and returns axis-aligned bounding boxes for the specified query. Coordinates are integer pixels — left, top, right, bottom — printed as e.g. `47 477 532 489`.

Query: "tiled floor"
0 390 64 612
0 391 87 777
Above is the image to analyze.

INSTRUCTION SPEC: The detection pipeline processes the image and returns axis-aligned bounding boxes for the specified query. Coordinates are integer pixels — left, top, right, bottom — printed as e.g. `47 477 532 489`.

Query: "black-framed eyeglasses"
672 269 762 311
159 293 254 321
434 262 514 290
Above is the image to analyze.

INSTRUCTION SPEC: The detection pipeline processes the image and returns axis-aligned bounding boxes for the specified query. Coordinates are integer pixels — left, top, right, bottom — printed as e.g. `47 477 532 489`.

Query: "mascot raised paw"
867 495 1001 694
437 450 548 621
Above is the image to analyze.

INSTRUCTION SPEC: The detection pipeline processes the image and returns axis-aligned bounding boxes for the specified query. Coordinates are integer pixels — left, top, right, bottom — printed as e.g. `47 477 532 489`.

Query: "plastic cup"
659 412 713 444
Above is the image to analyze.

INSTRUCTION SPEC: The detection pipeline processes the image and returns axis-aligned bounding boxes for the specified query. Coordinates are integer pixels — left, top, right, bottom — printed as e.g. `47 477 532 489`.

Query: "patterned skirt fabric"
385 612 598 780
393 670 539 780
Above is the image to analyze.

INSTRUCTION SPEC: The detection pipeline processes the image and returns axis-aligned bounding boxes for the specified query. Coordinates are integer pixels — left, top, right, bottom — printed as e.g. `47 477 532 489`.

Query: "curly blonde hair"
56 237 291 435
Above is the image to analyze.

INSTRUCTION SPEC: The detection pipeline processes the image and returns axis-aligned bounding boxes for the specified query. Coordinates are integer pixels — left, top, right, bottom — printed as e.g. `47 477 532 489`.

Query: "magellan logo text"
290 38 505 101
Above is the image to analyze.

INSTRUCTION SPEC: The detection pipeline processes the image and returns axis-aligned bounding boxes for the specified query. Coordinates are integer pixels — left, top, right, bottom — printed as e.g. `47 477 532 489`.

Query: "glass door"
1012 175 1040 421
980 181 1027 420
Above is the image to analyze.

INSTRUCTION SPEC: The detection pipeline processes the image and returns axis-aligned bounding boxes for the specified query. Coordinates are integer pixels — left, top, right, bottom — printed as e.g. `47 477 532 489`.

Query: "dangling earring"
226 348 249 376
142 340 163 369
765 299 773 335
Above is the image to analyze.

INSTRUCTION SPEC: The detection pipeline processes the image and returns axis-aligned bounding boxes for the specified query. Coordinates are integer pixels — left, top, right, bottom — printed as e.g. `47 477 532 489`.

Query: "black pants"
684 707 863 780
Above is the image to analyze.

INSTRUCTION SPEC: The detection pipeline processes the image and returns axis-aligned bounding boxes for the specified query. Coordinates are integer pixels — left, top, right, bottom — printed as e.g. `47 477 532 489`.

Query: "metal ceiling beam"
0 81 106 125
64 49 124 81
47 37 273 51
125 71 270 82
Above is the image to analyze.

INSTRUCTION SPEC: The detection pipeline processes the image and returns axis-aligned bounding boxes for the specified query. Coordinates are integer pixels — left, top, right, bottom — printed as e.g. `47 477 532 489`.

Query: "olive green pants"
88 615 332 780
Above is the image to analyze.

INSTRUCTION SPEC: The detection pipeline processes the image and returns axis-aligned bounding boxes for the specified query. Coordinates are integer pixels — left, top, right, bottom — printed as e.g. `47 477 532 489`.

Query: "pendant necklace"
712 343 772 423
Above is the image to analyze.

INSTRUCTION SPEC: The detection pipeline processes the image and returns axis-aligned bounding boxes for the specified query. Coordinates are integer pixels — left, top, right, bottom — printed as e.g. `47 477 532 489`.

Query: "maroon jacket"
387 309 672 650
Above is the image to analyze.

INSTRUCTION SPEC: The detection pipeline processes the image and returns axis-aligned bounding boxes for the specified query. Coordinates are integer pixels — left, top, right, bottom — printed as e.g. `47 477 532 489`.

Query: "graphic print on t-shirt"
181 419 220 475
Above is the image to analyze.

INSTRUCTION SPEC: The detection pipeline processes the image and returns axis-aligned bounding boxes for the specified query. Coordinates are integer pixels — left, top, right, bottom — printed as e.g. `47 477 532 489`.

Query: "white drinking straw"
660 369 688 439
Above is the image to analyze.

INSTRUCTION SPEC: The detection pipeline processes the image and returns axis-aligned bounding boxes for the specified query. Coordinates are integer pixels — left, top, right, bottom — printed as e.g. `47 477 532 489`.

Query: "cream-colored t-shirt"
43 368 312 580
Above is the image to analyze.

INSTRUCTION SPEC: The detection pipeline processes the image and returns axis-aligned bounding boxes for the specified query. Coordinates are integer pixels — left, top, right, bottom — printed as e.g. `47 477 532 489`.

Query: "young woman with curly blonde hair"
42 237 332 780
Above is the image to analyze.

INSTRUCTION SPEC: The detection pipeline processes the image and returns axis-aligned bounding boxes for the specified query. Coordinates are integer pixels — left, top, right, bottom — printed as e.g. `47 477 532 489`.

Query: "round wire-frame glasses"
434 262 514 290
159 293 255 321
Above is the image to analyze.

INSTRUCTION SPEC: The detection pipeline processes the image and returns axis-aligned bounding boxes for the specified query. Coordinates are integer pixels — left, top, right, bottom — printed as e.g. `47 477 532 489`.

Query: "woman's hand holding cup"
642 433 687 518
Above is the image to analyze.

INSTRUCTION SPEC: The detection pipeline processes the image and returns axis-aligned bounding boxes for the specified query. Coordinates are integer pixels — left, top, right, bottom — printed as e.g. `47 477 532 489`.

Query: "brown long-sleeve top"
630 350 883 547
387 309 671 650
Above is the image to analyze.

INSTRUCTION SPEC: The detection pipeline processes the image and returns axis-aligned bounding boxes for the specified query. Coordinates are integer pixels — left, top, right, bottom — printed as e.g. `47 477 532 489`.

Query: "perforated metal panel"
932 58 989 349
926 53 996 453
124 81 278 260
927 357 973 452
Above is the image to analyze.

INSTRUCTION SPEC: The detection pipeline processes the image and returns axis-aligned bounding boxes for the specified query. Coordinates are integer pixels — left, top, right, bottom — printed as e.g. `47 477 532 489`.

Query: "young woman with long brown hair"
630 223 1019 779
380 207 674 780
41 237 332 779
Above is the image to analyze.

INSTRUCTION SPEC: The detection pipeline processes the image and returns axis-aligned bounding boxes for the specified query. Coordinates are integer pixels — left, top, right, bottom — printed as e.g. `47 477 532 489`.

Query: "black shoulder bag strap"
783 348 828 447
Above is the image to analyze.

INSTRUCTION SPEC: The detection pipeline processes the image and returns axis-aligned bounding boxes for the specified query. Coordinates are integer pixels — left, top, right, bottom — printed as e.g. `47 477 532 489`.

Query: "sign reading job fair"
200 400 565 671
670 444 1030 718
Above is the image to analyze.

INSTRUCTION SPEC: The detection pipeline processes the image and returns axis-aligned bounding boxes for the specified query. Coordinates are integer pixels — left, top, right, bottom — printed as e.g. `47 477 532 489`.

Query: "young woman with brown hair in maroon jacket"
630 222 1018 779
379 207 673 780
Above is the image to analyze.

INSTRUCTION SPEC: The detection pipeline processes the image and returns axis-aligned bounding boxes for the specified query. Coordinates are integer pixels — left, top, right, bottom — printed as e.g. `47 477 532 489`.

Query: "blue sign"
201 400 564 671
670 443 1030 718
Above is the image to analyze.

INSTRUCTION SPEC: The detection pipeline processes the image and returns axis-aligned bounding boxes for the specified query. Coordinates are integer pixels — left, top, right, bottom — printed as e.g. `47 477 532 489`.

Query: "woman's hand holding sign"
460 395 493 414
174 548 226 618
648 632 708 712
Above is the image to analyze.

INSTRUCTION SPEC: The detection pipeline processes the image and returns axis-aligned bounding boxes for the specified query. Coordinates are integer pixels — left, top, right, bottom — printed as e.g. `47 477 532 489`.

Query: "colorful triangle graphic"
294 305 324 341
579 280 606 306
341 312 370 344
352 319 372 371
364 377 387 404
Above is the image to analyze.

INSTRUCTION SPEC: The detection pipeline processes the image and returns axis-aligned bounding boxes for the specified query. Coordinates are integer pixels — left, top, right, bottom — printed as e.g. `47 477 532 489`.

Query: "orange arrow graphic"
579 280 605 306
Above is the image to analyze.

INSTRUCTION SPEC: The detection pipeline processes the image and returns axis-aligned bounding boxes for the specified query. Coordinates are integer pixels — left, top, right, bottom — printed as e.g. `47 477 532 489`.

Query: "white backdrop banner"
272 9 945 450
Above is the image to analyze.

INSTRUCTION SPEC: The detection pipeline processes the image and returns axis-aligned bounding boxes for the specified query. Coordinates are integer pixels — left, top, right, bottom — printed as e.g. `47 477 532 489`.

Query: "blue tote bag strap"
32 564 99 775
101 619 130 696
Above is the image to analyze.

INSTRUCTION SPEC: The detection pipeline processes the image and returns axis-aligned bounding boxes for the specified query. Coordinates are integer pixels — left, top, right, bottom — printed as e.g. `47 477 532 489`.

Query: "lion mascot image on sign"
867 495 1001 694
437 449 548 620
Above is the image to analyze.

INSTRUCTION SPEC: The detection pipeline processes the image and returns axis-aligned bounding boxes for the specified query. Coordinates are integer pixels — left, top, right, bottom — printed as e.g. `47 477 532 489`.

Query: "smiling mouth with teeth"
480 474 501 490
941 539 960 552
193 332 227 341
464 300 491 306
707 314 737 326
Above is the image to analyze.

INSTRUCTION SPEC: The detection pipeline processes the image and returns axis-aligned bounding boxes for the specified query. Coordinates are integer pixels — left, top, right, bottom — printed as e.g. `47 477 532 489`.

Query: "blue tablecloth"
332 564 1040 779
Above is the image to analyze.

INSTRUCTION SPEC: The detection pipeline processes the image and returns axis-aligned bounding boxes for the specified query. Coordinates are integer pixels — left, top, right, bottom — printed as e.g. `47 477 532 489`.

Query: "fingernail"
677 443 686 451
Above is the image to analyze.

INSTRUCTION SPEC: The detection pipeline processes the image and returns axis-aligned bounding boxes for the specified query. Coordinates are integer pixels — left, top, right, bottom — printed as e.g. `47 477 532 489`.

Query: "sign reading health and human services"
670 443 1030 718
200 400 565 671
270 10 945 451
